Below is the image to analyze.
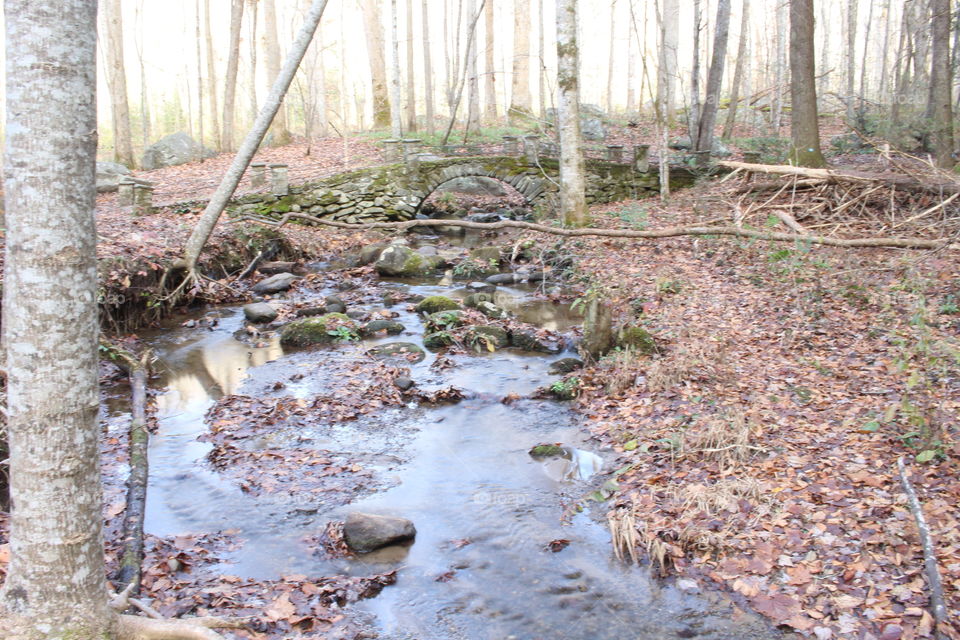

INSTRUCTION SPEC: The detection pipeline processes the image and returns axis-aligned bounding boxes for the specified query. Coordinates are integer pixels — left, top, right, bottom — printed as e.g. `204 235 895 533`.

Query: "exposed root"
117 613 246 640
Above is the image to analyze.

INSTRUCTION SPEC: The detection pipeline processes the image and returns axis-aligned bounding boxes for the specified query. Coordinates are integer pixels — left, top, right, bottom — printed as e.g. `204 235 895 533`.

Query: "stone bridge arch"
232 155 695 225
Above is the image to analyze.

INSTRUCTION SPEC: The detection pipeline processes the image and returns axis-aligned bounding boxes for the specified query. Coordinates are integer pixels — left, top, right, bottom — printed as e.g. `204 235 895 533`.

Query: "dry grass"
601 347 646 395
645 335 733 393
681 412 764 469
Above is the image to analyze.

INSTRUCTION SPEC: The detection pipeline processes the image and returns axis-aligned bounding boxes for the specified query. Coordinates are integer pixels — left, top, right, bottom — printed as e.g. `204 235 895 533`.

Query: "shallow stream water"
132 262 784 639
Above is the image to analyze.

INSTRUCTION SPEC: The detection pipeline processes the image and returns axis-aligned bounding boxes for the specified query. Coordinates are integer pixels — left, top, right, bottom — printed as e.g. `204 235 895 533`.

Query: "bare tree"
656 0 680 124
537 0 546 117
247 0 258 127
361 0 392 128
1 1 113 637
483 0 497 121
845 0 858 124
509 0 532 121
406 0 417 131
789 0 827 167
688 0 703 142
422 0 436 133
772 0 787 131
99 0 136 166
929 0 954 167
195 0 204 150
557 0 588 227
694 0 732 158
204 0 221 150
466 0 481 134
606 0 618 112
722 0 750 140
390 0 403 137
264 0 292 145
222 0 244 152
133 0 151 150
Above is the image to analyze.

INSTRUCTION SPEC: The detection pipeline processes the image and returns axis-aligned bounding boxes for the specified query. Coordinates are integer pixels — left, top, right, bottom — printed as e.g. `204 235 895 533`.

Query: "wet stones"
464 325 509 350
393 376 416 391
279 313 358 346
423 332 455 350
243 302 278 324
342 512 417 553
252 272 299 294
485 273 521 285
466 281 496 294
360 319 406 336
367 342 426 363
476 301 506 319
548 357 584 375
375 244 439 277
358 242 389 265
510 329 563 354
463 292 495 308
415 296 461 315
323 295 347 314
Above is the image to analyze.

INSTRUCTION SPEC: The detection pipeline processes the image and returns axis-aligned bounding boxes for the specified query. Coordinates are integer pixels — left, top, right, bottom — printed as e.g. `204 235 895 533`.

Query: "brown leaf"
750 593 801 622
264 592 296 622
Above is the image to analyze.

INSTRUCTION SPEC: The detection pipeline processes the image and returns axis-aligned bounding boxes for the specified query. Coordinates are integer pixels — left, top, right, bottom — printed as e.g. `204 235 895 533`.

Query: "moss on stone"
423 331 455 350
617 326 659 354
465 325 509 351
425 310 465 333
415 296 461 315
280 313 358 347
529 444 567 458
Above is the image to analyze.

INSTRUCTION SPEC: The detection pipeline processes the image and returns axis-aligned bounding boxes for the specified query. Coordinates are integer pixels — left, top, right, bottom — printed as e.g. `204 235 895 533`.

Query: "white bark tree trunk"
98 0 135 167
406 0 417 131
483 0 497 121
204 0 221 151
390 0 404 138
221 0 244 151
181 0 331 273
0 2 114 638
466 0 481 134
423 0 436 133
556 0 588 227
657 0 679 124
509 0 532 120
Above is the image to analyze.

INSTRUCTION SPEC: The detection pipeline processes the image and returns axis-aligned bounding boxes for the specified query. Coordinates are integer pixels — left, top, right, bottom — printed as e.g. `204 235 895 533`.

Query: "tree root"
117 613 246 640
234 211 956 251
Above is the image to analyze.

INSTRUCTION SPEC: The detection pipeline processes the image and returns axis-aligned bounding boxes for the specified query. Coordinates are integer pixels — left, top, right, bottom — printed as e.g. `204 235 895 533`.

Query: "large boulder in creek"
414 296 461 315
279 313 358 346
96 161 131 193
343 512 417 553
436 176 510 197
367 342 426 363
375 244 439 277
358 242 389 265
510 329 563 354
252 272 299 294
140 132 216 170
360 319 406 336
243 303 278 324
465 325 509 351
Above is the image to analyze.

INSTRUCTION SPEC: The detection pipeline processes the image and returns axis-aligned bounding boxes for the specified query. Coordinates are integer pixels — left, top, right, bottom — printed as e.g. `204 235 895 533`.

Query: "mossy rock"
469 246 502 264
463 292 495 308
415 295 461 315
375 244 440 277
464 325 509 351
529 444 567 458
367 341 426 363
423 331 455 350
617 326 659 354
279 313 358 346
510 329 562 354
425 310 465 333
360 319 406 336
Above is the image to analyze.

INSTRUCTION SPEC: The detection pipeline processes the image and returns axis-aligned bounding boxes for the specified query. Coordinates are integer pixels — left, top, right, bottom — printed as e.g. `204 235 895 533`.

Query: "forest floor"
1 120 959 639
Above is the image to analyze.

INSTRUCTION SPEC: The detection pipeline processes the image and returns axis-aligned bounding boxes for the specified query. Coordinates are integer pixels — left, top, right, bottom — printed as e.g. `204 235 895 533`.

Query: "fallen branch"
234 212 956 251
897 456 949 638
774 210 809 234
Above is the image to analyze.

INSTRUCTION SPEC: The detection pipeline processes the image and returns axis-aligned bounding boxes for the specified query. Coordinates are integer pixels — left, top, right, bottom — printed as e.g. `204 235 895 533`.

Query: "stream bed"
130 249 784 640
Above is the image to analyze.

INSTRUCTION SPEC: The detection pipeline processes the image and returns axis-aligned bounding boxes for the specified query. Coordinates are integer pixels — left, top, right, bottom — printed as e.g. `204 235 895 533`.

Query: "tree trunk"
857 0 874 118
878 0 892 103
845 0 858 124
99 0 135 167
389 0 404 138
423 0 436 133
537 0 546 117
556 0 588 227
181 0 331 273
247 0 258 127
406 0 417 131
134 0 150 151
466 0 481 135
221 0 244 152
930 0 954 167
361 0 392 129
626 0 636 112
789 0 827 167
722 0 750 140
316 25 328 137
657 0 680 124
264 0 291 145
694 0 732 158
195 0 204 151
483 0 497 121
509 0 532 121
688 0 703 143
0 2 113 638
818 0 830 99
772 0 787 131
204 0 221 150
606 0 617 113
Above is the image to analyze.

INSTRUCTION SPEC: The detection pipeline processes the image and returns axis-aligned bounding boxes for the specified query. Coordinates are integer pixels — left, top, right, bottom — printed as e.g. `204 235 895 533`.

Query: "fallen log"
235 212 956 251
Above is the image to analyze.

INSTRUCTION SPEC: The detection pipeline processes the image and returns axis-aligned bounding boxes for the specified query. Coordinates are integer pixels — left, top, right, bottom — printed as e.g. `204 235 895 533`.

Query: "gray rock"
375 245 436 277
486 273 520 285
463 292 495 308
476 301 506 319
243 303 278 323
324 295 346 314
343 512 417 553
416 245 439 257
436 176 510 197
465 212 501 223
140 132 216 170
96 161 131 193
252 272 299 294
367 342 426 363
510 329 563 354
581 116 607 141
668 135 693 150
467 281 496 294
258 261 298 275
394 376 415 391
358 242 388 265
668 135 732 157
296 306 326 317
548 357 584 375
361 319 406 336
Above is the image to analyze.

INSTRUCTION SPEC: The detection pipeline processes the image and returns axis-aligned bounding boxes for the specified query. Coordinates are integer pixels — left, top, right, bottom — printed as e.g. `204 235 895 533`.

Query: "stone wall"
230 155 695 224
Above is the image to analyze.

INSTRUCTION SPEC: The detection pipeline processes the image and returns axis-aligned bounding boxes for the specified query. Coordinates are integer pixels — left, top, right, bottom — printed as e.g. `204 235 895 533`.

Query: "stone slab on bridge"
231 155 696 224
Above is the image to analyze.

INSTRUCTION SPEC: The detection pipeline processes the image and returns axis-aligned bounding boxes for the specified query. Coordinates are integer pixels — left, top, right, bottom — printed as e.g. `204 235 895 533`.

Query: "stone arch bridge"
231 153 696 224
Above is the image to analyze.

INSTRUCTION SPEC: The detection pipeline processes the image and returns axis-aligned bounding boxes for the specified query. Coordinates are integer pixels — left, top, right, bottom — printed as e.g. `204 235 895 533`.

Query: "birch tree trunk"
789 0 827 168
390 0 404 138
657 0 679 124
361 0 391 128
556 0 588 227
845 0 858 124
509 0 532 121
423 0 436 133
247 0 258 126
694 0 731 158
195 0 204 150
221 0 244 151
204 0 221 151
181 0 330 273
99 0 136 167
466 0 481 134
722 0 750 140
264 0 291 145
537 0 546 117
606 0 617 113
626 0 635 112
929 0 954 167
483 0 497 121
0 2 113 638
772 0 786 132
406 0 417 131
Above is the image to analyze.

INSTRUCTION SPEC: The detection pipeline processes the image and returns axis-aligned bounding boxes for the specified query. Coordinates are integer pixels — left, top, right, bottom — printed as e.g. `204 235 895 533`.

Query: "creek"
128 235 782 639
